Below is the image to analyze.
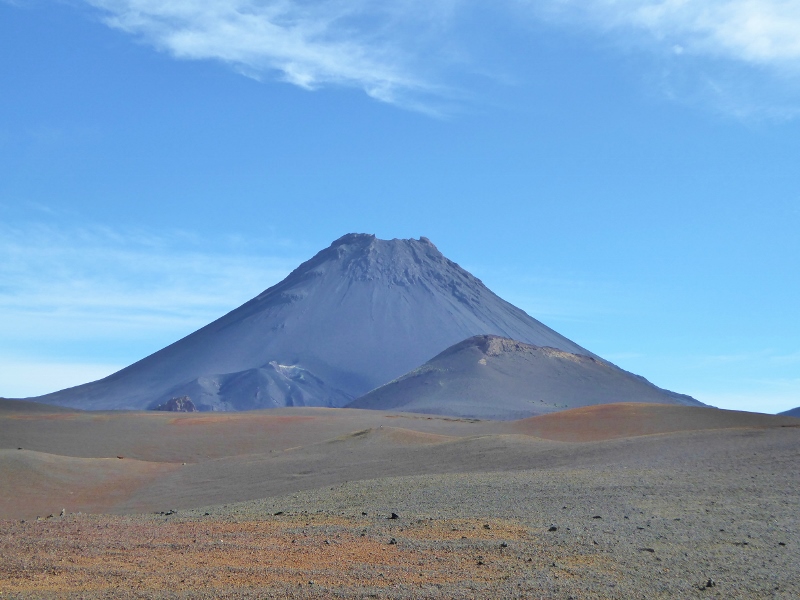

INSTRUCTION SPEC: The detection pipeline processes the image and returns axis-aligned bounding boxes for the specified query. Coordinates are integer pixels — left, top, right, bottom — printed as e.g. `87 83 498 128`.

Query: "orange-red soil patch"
0 513 562 595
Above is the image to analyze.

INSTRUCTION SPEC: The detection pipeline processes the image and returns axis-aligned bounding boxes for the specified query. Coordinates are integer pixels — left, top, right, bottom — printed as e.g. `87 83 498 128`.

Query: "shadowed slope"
24 235 597 411
0 398 80 414
779 406 800 417
349 335 701 420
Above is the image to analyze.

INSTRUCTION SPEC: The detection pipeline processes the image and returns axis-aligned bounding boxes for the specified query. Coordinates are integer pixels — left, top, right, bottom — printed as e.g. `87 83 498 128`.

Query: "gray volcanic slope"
349 335 702 420
780 406 800 417
25 234 602 411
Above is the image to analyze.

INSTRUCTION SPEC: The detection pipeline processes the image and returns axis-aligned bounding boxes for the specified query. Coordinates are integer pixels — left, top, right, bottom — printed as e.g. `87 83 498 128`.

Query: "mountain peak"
329 233 438 251
287 233 451 287
446 335 598 362
329 233 377 248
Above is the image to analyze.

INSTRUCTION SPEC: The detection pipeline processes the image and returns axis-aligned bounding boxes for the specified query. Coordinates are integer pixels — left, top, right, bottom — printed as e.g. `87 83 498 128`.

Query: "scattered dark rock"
592 515 602 519
483 524 491 529
705 579 716 588
274 511 284 516
389 513 399 520
117 456 124 460
778 542 786 546
153 396 198 412
362 512 368 516
389 538 397 545
638 548 656 553
548 525 558 532
500 542 508 548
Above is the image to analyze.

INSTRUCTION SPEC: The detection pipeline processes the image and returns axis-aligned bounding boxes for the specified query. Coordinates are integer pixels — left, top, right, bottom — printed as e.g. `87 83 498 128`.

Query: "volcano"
24 234 698 413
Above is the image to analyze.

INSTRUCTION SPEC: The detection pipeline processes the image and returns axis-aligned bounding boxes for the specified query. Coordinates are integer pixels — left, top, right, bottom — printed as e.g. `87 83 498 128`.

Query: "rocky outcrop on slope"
153 396 197 412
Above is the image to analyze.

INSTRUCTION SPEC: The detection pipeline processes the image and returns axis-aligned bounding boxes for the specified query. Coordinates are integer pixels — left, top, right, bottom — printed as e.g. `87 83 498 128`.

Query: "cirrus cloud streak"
84 0 464 113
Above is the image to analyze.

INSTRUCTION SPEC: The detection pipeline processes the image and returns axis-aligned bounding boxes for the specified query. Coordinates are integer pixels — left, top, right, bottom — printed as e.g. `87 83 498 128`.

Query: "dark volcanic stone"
153 396 198 412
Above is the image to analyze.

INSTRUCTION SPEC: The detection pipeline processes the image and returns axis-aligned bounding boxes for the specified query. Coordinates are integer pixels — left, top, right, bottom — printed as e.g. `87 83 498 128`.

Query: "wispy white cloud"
525 0 800 117
529 1 800 65
0 221 297 344
82 0 464 113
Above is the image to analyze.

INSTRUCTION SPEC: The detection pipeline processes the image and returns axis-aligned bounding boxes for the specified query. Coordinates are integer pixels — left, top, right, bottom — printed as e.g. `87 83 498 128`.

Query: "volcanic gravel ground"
2 427 798 599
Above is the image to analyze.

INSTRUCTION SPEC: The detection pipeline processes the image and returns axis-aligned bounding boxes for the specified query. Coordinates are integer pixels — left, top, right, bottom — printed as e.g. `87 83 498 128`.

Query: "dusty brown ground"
1 513 533 598
1 401 799 598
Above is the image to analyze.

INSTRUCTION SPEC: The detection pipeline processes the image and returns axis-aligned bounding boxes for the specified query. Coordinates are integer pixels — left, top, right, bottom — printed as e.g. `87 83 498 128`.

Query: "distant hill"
23 234 601 411
779 406 800 417
0 398 80 414
348 335 702 420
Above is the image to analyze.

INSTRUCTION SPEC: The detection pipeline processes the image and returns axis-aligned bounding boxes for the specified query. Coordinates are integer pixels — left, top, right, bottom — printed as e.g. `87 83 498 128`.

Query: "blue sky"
1 0 799 413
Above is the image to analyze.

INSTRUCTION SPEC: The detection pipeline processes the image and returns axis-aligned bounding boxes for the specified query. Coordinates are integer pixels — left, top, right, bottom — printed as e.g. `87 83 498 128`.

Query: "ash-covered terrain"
2 399 799 598
19 234 700 417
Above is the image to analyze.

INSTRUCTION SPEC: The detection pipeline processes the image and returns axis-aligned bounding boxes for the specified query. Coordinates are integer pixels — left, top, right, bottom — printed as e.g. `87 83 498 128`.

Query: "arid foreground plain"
1 399 798 599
